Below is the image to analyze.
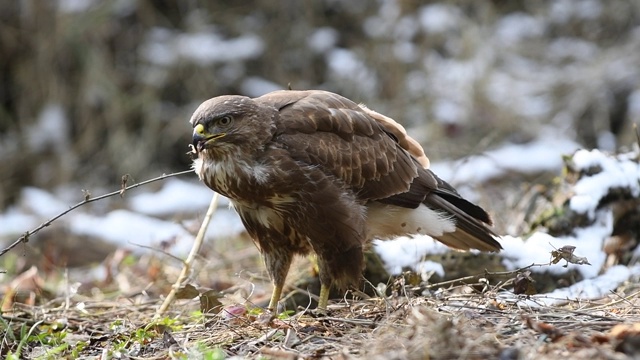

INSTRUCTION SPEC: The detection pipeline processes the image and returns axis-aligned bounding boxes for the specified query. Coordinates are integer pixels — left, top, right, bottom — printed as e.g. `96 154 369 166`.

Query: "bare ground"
3 244 640 360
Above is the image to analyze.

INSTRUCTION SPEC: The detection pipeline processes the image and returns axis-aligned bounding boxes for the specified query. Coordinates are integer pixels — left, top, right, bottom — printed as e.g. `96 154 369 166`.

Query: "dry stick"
155 192 220 318
586 289 640 311
425 262 551 289
0 169 194 259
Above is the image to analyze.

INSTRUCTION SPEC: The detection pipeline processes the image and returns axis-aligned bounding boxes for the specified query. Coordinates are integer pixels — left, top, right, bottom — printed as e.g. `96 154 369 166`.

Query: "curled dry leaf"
175 283 200 300
513 270 536 295
199 289 223 313
550 244 591 267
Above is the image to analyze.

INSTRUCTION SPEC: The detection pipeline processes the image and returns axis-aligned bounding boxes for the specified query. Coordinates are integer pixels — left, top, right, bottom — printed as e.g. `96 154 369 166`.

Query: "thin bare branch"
0 169 194 258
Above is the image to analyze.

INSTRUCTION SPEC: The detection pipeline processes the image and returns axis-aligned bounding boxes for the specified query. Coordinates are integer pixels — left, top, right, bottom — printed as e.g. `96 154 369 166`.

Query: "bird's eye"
219 115 233 126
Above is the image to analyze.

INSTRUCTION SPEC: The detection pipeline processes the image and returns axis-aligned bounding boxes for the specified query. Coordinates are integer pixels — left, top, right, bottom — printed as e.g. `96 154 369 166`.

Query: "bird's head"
190 95 276 157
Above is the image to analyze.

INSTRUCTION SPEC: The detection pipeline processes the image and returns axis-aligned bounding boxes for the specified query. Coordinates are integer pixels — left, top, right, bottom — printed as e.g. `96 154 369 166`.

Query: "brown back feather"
259 90 421 201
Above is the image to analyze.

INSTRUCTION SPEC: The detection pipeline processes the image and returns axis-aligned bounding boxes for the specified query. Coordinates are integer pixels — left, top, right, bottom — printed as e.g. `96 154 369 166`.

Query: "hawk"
190 90 501 311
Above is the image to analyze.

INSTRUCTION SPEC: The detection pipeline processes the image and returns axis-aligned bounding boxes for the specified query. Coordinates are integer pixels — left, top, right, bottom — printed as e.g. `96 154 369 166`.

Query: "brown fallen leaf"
200 289 223 313
608 323 640 357
550 244 591 267
175 283 200 299
513 270 536 295
2 266 45 311
523 315 565 341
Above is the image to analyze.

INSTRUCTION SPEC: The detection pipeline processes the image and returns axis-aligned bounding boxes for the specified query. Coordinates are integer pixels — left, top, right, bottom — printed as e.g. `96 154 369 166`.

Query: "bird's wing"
259 90 430 201
258 90 500 251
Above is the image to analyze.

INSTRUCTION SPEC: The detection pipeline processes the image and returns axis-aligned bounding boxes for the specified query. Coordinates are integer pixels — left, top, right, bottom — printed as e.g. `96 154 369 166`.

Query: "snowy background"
2 0 640 302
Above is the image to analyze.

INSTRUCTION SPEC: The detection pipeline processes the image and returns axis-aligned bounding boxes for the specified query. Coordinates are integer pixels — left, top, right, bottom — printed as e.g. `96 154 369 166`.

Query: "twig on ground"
0 169 194 258
155 192 220 318
586 290 640 310
321 317 377 326
425 263 551 289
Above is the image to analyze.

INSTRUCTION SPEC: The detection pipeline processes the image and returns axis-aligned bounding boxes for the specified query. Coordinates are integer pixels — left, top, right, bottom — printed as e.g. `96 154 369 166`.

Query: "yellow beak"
192 124 225 151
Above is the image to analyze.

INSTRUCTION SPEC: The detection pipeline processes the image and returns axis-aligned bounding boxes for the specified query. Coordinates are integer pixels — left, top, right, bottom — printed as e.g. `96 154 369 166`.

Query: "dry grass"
1 176 637 360
2 266 640 359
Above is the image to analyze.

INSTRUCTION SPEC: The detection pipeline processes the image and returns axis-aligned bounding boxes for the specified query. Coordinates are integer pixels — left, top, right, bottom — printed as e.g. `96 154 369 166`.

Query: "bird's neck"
193 148 269 199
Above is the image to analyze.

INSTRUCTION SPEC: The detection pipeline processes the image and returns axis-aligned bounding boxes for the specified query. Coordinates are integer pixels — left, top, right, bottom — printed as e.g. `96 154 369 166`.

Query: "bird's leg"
267 283 284 312
263 250 293 312
315 259 335 312
317 281 333 311
310 254 332 310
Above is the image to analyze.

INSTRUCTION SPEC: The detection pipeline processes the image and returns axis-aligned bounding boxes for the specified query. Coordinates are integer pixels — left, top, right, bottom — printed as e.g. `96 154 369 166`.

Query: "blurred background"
1 0 640 316
1 0 639 210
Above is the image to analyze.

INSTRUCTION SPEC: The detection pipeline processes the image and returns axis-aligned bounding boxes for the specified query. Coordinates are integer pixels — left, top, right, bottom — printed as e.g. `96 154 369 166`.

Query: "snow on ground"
0 209 38 239
500 209 611 279
377 126 580 274
69 209 194 253
529 264 640 306
1 178 243 256
569 149 640 218
19 187 71 218
377 147 639 303
430 126 579 186
129 178 217 216
501 264 640 307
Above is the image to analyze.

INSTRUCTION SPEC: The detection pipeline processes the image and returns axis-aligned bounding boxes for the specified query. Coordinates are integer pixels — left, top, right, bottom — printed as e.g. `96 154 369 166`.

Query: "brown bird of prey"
190 90 501 311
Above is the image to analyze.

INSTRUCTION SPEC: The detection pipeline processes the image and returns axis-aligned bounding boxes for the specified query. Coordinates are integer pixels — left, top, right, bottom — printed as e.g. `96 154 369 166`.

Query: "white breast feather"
192 158 204 179
196 153 293 235
193 155 235 194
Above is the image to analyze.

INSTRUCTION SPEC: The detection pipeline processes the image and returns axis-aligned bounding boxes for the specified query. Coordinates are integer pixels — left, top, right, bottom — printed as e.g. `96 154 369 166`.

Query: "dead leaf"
162 329 178 348
200 289 223 313
513 271 536 295
175 284 200 299
609 323 640 339
550 244 591 267
610 324 640 357
2 266 44 311
523 315 565 341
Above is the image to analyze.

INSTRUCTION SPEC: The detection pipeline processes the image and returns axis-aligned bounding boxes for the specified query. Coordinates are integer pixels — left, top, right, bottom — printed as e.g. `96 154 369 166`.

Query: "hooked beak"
192 124 225 152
